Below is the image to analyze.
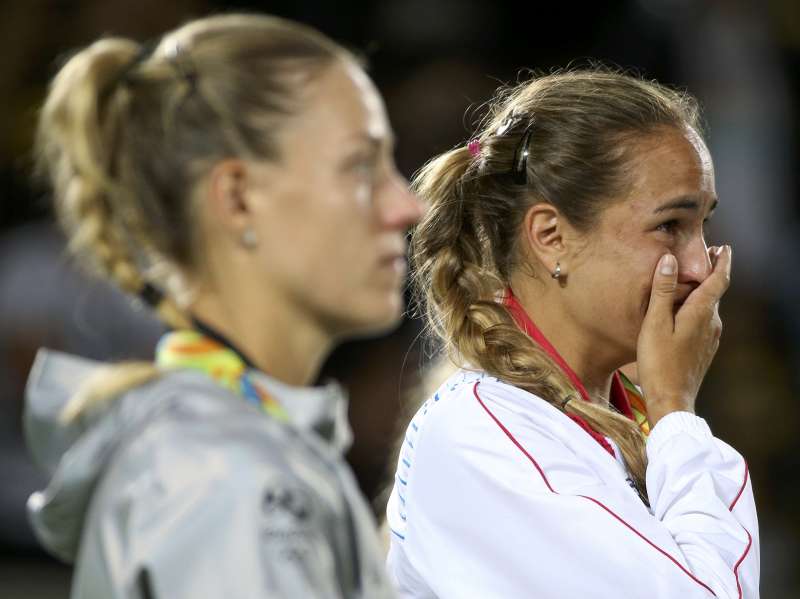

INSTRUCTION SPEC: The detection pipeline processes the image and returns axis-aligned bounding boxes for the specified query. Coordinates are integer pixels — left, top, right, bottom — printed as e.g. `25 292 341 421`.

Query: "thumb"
644 254 678 325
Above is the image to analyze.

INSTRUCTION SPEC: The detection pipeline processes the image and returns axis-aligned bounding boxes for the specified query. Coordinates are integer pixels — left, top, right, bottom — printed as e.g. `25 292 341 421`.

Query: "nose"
676 234 712 286
379 172 426 231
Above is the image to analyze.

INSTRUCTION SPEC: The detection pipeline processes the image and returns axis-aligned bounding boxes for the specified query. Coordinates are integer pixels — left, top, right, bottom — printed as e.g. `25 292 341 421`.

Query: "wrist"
645 396 695 428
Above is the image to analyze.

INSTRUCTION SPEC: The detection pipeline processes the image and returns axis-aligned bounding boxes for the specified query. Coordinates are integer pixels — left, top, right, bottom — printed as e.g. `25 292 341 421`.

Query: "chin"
363 301 405 334
332 297 404 340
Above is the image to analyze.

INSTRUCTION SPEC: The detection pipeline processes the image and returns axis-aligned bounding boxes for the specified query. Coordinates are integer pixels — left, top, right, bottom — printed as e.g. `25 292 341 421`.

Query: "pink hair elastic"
467 139 481 157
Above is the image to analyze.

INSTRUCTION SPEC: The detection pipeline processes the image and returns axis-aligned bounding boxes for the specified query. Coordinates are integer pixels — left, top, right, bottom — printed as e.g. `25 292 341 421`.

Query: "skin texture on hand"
636 245 732 427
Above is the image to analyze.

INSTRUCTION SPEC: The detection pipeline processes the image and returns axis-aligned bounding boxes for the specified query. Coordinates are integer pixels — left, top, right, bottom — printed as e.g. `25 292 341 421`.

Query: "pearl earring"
241 228 258 249
551 262 562 280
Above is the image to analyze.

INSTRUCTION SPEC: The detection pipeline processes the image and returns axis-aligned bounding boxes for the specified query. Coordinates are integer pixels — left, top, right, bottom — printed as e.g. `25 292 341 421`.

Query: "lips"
381 254 406 269
379 252 408 278
379 239 407 265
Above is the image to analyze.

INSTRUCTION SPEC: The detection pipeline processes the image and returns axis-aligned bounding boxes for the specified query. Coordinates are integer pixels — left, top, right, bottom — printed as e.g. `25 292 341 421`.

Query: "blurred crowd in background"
1 1 798 597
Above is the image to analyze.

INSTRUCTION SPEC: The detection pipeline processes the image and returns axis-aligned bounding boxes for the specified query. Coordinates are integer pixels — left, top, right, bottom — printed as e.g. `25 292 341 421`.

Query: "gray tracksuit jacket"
24 349 395 598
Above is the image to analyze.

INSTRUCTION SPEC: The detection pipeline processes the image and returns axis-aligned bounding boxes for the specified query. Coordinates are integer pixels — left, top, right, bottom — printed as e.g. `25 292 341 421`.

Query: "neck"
188 286 332 387
509 275 620 407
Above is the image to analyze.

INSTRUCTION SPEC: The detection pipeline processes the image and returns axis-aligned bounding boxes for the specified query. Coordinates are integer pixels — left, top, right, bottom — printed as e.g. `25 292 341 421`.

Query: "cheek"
593 242 660 320
353 178 374 209
627 251 663 320
286 206 376 299
254 198 347 287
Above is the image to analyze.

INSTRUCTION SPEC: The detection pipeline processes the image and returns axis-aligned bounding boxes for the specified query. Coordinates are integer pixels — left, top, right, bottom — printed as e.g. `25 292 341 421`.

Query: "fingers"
644 254 678 326
708 245 719 268
691 245 732 305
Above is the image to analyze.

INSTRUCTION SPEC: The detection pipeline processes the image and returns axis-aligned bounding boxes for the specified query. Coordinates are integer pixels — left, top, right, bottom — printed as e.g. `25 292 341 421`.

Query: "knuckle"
711 317 723 339
656 284 676 296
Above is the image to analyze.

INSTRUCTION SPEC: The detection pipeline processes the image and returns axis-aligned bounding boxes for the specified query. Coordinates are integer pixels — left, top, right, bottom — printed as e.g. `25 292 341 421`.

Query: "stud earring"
551 262 562 280
241 228 258 249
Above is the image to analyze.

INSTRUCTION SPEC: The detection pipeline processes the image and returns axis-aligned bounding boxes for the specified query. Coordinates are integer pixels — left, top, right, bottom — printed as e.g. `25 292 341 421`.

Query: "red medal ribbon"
504 288 640 457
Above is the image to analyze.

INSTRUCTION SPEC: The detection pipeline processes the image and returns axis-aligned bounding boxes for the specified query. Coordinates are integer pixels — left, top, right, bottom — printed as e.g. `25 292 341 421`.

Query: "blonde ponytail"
38 15 353 418
37 37 190 329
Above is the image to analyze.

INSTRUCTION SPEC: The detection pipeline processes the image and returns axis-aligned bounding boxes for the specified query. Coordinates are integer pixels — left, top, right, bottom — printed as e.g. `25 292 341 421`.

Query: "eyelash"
656 219 679 234
655 218 712 235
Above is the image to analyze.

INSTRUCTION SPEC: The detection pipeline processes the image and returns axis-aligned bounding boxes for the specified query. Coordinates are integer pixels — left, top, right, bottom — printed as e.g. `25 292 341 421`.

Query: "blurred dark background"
1 0 798 596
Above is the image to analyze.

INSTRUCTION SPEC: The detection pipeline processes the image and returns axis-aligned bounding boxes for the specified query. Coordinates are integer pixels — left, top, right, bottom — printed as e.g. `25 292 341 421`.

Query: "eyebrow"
653 195 718 214
338 134 386 171
350 131 394 152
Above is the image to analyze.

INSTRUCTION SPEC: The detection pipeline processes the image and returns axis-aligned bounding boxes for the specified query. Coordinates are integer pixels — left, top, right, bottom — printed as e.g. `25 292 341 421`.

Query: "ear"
521 202 568 275
204 158 255 237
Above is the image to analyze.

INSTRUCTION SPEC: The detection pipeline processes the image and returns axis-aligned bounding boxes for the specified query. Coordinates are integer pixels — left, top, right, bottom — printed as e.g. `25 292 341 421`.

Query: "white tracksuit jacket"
386 369 759 598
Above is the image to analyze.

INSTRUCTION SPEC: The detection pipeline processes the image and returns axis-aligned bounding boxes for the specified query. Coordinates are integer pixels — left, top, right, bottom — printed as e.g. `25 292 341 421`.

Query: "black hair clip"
512 118 536 185
139 282 164 308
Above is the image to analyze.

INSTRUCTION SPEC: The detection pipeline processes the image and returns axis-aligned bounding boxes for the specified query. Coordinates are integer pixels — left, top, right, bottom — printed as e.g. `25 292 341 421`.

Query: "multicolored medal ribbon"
617 371 650 437
155 329 289 422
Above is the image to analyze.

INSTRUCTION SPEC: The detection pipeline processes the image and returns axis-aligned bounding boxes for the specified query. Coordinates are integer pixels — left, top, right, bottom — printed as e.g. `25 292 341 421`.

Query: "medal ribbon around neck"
156 329 289 422
503 289 651 454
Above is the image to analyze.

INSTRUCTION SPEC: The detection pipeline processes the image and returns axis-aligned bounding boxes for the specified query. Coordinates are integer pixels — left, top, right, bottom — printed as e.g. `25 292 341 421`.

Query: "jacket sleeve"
389 380 758 599
109 427 345 599
645 411 759 598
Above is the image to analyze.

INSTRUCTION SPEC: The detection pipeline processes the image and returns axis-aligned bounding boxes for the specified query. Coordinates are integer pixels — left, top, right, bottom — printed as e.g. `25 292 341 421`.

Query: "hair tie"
559 395 575 410
467 139 481 157
139 282 165 308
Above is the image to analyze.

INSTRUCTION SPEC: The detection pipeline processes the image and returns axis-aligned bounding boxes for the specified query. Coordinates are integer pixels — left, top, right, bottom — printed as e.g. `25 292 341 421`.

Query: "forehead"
620 126 716 211
288 59 389 152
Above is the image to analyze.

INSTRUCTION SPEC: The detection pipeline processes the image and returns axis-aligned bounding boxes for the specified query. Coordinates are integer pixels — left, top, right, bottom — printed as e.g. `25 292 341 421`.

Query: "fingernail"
660 254 676 275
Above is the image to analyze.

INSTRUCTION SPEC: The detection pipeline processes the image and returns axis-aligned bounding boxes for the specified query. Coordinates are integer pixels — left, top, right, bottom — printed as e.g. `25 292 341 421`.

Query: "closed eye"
341 146 380 174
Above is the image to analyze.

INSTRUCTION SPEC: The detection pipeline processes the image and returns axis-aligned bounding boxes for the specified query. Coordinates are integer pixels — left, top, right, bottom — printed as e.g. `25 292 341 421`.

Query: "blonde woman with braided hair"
386 70 758 598
25 13 422 598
